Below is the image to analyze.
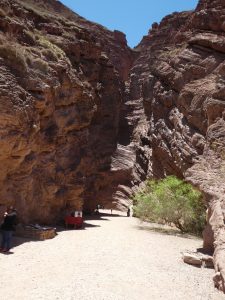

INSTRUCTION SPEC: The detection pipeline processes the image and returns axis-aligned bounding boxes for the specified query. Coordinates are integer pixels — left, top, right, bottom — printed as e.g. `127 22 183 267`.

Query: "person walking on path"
127 207 130 217
0 206 18 252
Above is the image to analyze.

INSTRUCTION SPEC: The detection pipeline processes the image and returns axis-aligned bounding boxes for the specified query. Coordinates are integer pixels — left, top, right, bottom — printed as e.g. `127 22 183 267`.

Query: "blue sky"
60 0 198 48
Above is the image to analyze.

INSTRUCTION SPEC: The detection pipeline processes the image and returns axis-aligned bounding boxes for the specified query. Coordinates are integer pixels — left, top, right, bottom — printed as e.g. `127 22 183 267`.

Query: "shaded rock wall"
0 0 133 222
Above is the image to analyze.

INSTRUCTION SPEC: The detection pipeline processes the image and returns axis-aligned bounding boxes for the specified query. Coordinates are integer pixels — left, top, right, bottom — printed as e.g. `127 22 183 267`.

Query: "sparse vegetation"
209 140 225 160
36 34 67 61
17 0 72 26
0 8 6 17
41 49 58 62
133 176 206 235
23 30 36 45
158 43 187 61
0 43 27 72
0 5 12 17
31 58 49 73
17 0 50 22
0 39 51 74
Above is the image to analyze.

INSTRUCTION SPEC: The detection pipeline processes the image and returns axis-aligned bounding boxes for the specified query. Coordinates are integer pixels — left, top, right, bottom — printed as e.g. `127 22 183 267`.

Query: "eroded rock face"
125 0 225 292
0 0 133 222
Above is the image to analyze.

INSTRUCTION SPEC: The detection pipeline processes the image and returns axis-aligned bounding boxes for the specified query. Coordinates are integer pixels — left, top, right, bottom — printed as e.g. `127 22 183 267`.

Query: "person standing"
0 206 17 252
127 207 130 217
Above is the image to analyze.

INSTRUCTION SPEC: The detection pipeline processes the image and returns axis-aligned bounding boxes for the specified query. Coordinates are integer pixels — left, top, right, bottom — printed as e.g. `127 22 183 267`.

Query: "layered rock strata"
127 0 225 292
0 0 133 222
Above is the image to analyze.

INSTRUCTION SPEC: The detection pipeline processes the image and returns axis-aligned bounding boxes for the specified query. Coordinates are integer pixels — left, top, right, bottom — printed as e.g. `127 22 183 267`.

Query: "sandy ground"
0 210 222 300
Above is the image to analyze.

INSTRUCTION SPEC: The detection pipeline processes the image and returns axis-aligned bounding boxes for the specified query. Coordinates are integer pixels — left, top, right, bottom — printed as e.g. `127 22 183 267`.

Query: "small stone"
183 253 202 266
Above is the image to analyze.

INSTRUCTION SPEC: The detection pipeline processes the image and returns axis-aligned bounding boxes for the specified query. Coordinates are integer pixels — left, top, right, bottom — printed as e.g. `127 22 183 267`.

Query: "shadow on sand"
0 235 41 254
0 250 14 255
197 247 213 256
3 210 126 252
137 222 201 240
56 221 101 232
84 211 125 221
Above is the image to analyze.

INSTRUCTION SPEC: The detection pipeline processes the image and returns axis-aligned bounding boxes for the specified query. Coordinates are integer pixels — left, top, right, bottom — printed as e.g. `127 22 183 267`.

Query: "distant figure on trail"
94 204 101 215
111 209 113 215
0 206 18 252
127 207 130 217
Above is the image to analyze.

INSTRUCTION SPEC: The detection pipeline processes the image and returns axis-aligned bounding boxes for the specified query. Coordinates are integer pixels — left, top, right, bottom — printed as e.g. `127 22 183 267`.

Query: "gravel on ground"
0 210 222 300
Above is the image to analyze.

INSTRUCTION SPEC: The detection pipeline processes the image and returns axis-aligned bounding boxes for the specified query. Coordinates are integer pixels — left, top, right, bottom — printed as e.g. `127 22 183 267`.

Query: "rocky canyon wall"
0 0 133 222
127 0 225 292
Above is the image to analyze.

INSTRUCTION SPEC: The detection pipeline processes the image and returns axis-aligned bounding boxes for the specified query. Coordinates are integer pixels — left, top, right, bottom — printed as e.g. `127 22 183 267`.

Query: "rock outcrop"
183 251 214 268
125 0 225 292
0 0 133 222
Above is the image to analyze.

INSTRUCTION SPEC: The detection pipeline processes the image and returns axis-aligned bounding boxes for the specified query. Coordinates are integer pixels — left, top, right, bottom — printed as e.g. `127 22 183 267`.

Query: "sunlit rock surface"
128 0 225 291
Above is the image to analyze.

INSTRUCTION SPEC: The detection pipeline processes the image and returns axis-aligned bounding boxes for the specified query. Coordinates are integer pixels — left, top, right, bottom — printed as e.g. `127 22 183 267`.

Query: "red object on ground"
65 216 83 229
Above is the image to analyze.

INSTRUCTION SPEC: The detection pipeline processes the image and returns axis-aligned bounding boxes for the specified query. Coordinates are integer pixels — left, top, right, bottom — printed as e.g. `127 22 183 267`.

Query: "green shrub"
133 176 206 235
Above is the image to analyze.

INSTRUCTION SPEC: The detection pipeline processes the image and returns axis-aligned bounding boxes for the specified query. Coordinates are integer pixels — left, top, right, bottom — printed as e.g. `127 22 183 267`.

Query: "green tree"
133 176 205 235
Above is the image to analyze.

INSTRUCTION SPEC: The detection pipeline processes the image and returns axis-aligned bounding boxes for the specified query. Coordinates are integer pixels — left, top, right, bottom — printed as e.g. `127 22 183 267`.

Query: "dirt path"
0 210 221 300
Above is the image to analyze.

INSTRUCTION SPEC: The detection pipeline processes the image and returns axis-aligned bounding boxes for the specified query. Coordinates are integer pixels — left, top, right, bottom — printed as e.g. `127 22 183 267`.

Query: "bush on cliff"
133 176 206 235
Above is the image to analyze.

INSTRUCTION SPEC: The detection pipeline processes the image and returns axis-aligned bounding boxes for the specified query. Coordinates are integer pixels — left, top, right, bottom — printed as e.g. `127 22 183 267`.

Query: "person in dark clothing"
0 206 17 252
127 207 130 217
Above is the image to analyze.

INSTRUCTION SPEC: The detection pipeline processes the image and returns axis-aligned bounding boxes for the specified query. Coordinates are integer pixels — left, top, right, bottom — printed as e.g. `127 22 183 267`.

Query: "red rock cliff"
0 0 133 222
127 0 225 292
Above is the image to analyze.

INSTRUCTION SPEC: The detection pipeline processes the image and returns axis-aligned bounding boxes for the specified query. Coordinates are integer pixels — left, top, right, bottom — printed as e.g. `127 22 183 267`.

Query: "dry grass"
36 33 70 64
41 49 58 62
0 43 27 72
0 29 70 73
17 0 69 26
209 140 225 160
23 30 36 45
0 8 6 17
17 0 50 22
30 58 49 73
0 40 50 74
0 5 13 17
158 43 187 61
23 47 49 73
